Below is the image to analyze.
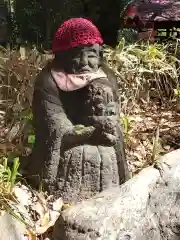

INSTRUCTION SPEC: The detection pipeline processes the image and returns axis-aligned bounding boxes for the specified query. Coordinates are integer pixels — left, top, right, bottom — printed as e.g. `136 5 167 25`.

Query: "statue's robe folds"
25 65 130 203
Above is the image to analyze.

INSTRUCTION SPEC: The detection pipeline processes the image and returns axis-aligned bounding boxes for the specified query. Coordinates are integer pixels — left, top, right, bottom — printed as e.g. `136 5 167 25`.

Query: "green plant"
27 134 35 146
104 39 180 108
120 115 132 145
174 88 180 96
0 47 50 157
0 156 36 236
0 157 21 195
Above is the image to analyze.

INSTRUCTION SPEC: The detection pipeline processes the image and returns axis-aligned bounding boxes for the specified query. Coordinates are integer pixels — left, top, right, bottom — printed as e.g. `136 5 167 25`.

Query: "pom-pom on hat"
52 18 103 53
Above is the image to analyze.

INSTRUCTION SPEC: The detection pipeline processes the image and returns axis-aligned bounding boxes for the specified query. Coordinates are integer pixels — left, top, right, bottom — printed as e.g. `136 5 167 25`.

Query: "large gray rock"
52 149 180 240
0 212 26 240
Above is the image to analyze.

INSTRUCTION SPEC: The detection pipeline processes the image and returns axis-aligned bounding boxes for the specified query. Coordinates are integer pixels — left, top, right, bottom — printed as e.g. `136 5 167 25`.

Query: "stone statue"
24 18 130 204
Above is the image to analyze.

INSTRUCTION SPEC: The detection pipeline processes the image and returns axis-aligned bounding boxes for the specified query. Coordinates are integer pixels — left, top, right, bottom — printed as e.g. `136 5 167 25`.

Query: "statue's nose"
80 52 88 66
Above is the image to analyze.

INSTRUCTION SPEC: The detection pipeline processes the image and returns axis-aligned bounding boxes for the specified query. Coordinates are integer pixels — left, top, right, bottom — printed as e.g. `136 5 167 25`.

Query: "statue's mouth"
78 67 91 73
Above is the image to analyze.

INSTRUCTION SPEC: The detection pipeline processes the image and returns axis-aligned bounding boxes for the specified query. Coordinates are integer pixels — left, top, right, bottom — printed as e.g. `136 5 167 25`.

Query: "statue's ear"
99 45 104 68
99 45 103 59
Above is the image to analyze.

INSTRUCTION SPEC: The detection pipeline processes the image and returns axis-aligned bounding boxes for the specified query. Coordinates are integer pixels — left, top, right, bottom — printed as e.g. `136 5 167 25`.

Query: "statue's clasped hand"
73 124 95 136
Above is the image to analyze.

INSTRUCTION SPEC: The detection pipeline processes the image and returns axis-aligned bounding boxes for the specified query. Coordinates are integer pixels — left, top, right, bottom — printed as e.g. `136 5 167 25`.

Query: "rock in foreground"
0 212 26 240
52 149 180 240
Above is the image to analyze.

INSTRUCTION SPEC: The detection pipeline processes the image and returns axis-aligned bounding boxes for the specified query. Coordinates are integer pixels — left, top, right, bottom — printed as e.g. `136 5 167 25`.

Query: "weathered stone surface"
52 149 180 240
0 212 26 240
24 63 130 204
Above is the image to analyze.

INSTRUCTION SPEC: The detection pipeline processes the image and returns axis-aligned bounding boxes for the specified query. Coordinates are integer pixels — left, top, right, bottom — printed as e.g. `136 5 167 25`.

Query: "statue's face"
54 44 101 74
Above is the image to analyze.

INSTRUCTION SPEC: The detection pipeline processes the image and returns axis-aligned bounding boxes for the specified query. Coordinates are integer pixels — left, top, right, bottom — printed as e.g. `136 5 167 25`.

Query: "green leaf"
174 88 180 96
20 109 33 121
28 134 35 144
9 157 21 192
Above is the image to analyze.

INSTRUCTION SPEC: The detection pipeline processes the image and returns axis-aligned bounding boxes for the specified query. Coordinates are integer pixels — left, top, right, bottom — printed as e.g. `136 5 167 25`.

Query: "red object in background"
123 4 147 29
124 5 142 27
126 6 137 19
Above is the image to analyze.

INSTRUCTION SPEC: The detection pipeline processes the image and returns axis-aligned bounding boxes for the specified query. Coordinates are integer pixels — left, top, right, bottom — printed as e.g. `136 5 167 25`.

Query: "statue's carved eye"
96 89 102 96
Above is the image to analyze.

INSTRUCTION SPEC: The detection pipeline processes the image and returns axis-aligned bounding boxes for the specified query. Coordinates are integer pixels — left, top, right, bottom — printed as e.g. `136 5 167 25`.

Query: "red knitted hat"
52 18 103 53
